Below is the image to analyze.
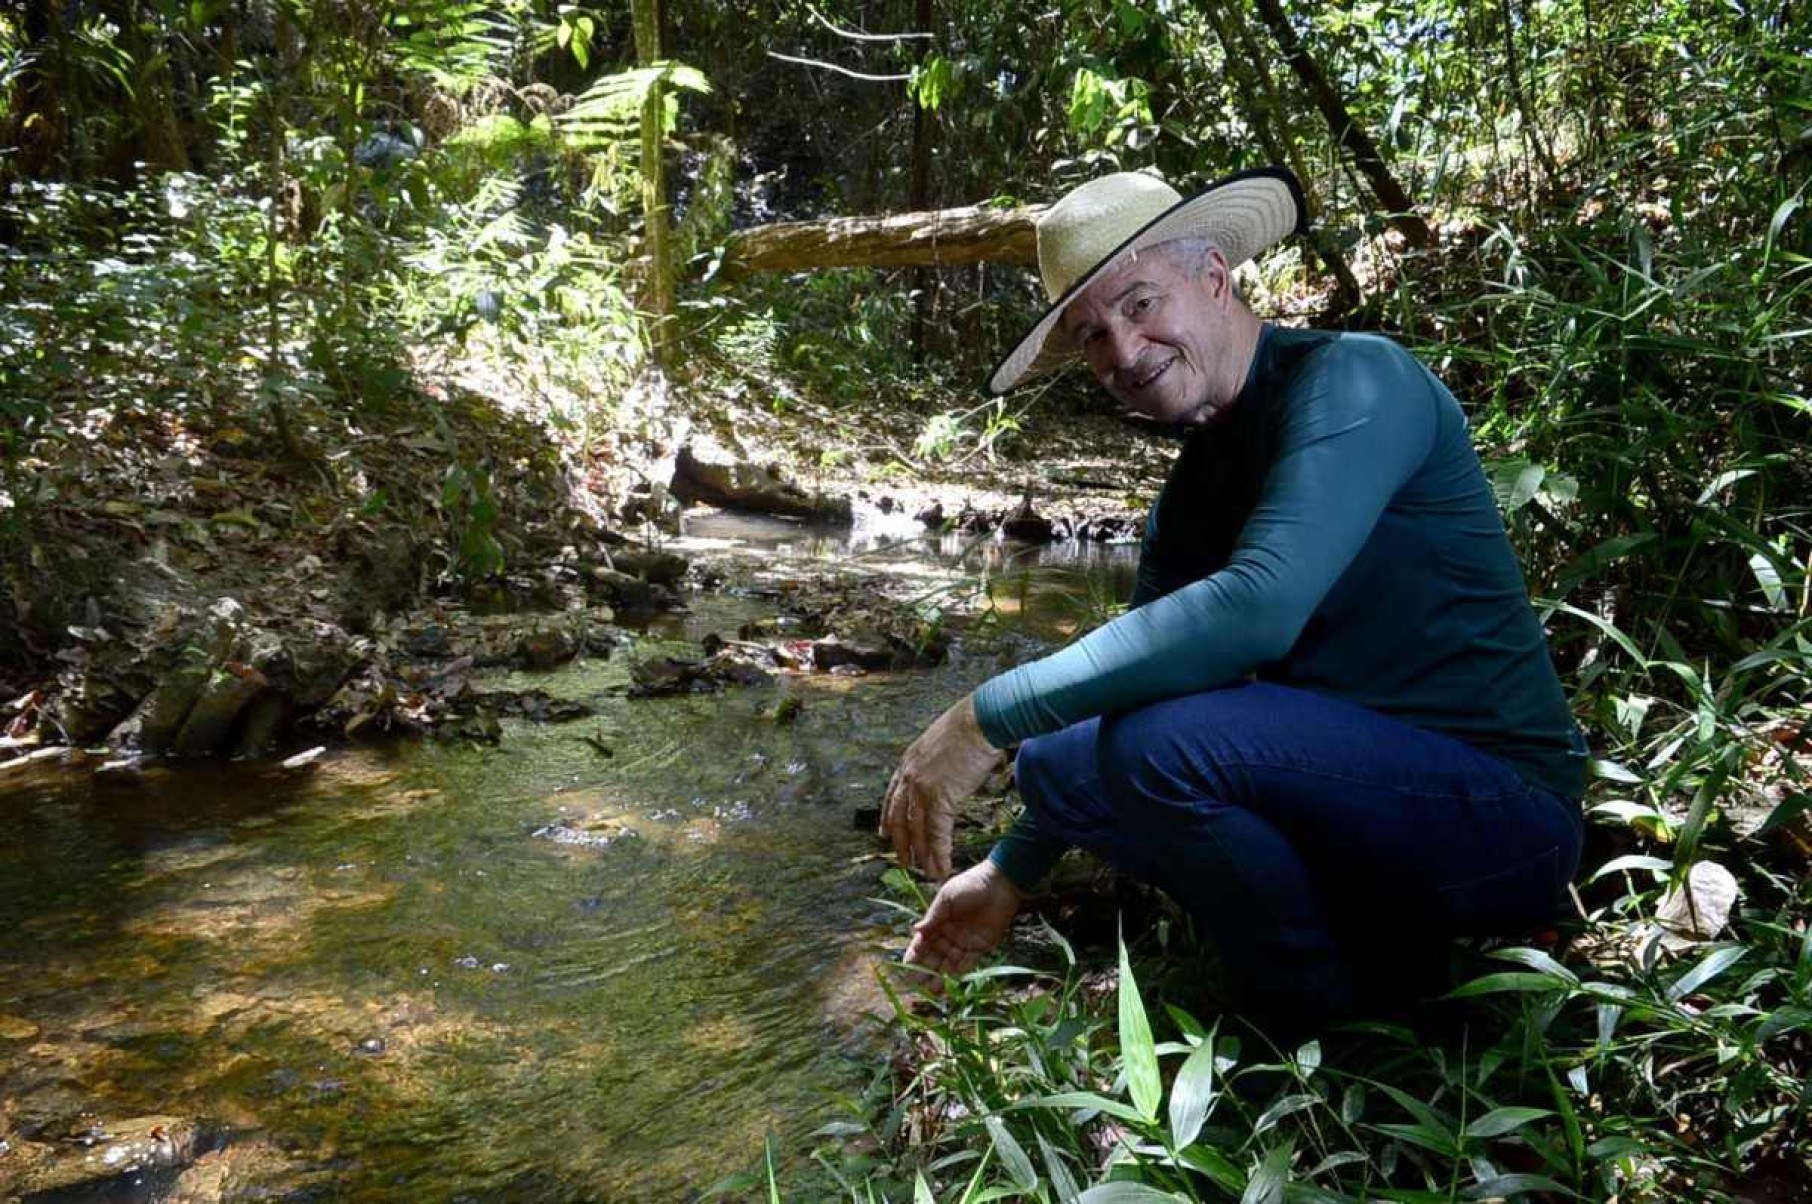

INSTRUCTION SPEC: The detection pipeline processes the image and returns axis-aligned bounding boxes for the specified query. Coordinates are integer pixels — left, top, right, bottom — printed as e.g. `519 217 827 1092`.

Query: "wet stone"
532 818 639 849
516 627 579 670
628 654 774 698
4 1114 218 1198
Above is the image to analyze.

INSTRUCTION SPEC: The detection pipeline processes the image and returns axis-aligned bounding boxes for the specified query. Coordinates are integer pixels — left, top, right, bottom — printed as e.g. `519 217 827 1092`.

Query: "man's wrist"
974 856 1025 903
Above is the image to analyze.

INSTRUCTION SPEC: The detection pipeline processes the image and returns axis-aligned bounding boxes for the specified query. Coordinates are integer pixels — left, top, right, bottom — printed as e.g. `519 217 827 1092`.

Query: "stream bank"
1 360 1153 775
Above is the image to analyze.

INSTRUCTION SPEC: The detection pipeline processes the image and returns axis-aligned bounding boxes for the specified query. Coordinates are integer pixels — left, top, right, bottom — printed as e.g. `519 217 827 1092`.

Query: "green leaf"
1747 551 1790 610
910 54 954 111
1176 1144 1245 1193
1490 946 1580 983
1372 1121 1461 1157
1590 854 1672 879
1446 972 1574 998
1252 1092 1319 1135
1461 1174 1574 1199
1037 1132 1084 1203
983 1115 1038 1192
1013 1092 1151 1126
1340 1082 1366 1124
1375 1082 1458 1145
1666 944 1747 1001
1496 459 1546 512
1118 936 1162 1122
1168 1037 1218 1148
1756 1005 1812 1043
1768 196 1802 245
1695 468 1759 504
1076 1185 1187 1203
1240 1140 1294 1204
1463 1106 1554 1139
1544 599 1650 665
1588 758 1643 784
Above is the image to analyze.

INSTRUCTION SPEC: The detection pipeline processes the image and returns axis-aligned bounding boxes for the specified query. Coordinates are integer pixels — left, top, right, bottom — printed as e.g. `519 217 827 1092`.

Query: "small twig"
808 5 933 42
766 51 910 82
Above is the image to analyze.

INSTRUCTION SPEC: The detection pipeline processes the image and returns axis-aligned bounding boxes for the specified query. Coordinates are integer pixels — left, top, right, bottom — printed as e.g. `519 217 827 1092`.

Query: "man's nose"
1102 324 1140 371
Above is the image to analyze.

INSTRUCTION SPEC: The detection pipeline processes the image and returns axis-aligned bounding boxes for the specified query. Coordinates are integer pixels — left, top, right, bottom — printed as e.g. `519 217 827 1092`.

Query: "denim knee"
1096 704 1239 827
1013 720 1107 844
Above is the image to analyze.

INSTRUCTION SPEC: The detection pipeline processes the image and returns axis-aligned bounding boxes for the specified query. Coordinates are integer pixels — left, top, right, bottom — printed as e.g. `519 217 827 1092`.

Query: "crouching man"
881 168 1586 1038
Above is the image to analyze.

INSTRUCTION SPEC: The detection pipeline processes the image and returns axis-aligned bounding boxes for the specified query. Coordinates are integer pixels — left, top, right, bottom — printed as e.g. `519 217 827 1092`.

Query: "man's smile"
1122 356 1175 392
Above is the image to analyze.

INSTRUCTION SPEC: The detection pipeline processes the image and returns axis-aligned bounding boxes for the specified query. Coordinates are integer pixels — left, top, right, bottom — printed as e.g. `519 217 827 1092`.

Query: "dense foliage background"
3 1 1808 1199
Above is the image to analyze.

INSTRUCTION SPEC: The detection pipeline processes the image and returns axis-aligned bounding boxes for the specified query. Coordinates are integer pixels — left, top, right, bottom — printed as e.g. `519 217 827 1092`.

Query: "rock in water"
172 663 268 757
135 644 217 754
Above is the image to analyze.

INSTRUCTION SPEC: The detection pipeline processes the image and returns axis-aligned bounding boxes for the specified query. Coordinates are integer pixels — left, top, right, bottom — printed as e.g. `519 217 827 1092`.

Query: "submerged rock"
171 662 269 757
3 1114 222 1199
533 815 638 849
515 626 579 670
809 631 898 672
135 643 217 754
628 654 775 698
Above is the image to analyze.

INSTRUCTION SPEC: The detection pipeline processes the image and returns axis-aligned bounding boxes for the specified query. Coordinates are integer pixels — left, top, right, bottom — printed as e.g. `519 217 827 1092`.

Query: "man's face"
1059 247 1242 426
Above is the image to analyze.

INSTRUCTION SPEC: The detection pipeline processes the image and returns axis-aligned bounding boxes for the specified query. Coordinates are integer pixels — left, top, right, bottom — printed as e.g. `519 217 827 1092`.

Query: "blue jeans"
1013 682 1583 1037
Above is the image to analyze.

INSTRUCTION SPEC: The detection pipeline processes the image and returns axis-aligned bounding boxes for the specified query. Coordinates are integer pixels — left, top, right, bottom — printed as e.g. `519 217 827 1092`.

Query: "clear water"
0 517 1135 1199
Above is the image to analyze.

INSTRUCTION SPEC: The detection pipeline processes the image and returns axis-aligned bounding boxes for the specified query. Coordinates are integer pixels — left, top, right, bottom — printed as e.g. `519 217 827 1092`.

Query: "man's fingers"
928 806 956 880
903 785 929 875
882 778 913 867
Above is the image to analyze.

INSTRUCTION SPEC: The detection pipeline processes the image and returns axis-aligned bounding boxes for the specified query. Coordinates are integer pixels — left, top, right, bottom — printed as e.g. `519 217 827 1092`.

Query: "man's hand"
904 859 1022 977
881 693 1005 879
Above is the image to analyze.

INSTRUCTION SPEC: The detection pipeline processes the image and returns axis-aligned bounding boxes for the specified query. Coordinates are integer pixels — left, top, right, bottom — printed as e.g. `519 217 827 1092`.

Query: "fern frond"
556 61 710 149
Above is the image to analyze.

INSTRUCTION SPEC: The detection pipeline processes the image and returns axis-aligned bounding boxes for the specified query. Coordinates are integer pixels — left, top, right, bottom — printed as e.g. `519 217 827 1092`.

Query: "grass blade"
1117 933 1162 1123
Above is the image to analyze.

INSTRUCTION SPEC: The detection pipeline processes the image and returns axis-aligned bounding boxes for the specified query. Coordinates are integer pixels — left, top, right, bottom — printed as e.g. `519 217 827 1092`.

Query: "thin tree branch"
766 51 909 82
808 4 932 42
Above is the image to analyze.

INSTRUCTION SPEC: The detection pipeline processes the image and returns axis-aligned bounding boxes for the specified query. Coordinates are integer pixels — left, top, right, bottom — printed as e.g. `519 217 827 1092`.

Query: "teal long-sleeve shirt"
981 325 1587 888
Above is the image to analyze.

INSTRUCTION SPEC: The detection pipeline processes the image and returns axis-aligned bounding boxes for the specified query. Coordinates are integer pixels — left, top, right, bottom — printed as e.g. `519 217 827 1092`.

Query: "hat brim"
987 167 1308 395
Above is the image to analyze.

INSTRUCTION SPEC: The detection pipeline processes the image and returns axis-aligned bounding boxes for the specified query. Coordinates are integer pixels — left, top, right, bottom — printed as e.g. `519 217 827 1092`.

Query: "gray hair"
1145 236 1215 277
1139 236 1243 300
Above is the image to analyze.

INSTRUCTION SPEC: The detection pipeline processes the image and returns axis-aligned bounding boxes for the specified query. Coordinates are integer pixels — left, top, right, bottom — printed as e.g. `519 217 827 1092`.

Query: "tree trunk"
716 203 1042 278
9 0 67 181
124 0 190 172
632 0 675 368
1201 0 1361 309
1249 0 1431 247
1500 0 1557 198
907 0 936 362
263 8 296 454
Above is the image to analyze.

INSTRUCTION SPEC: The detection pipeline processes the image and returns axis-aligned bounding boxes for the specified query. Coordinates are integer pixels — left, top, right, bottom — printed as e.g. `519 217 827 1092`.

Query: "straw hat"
988 167 1307 394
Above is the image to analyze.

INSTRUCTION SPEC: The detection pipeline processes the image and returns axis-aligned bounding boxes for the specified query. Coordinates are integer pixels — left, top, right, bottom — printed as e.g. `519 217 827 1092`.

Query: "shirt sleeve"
973 337 1441 747
987 809 1068 889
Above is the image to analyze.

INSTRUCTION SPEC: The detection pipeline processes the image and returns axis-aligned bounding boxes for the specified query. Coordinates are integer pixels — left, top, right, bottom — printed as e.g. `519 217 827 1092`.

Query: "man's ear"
1204 248 1234 302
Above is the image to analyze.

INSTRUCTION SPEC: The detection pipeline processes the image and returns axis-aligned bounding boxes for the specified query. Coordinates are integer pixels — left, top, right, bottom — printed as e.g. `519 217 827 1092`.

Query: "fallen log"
716 203 1045 278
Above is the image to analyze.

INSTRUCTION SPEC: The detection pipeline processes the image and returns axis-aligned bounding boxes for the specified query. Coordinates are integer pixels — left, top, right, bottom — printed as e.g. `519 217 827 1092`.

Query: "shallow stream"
0 518 1135 1200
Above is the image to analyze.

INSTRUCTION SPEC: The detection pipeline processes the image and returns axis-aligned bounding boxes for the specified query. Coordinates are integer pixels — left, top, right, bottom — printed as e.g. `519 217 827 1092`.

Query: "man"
880 168 1587 1037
